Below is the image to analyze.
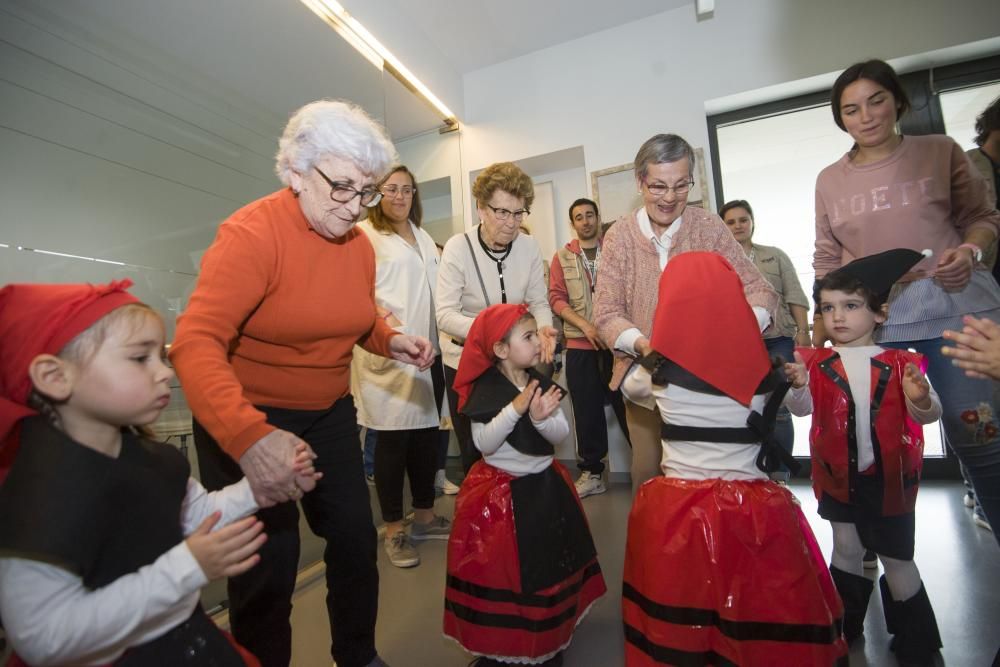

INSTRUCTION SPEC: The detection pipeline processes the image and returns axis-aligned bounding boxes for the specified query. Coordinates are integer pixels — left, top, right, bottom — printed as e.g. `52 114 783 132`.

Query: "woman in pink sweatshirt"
813 58 1000 663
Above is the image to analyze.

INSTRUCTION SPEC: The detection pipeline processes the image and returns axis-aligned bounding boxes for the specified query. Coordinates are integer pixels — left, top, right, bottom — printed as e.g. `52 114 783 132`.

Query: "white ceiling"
351 0 692 75
10 0 691 139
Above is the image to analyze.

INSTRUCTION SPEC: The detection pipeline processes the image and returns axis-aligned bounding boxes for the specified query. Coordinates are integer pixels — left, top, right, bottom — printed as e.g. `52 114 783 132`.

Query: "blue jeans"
765 336 796 481
362 427 377 476
882 337 1000 548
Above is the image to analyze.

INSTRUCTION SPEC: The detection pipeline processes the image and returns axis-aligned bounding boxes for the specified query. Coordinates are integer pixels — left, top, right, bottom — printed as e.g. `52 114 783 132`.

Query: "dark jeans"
565 348 630 474
374 427 439 522
444 363 480 472
764 336 796 480
362 426 377 476
193 397 378 667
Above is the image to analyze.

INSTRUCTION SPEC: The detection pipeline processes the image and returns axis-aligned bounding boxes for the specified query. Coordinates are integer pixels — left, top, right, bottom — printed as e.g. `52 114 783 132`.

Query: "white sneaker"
973 507 993 532
575 472 606 498
435 469 460 495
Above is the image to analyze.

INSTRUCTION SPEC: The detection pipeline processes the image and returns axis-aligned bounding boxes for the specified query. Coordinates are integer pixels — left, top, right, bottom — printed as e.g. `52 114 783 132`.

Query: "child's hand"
902 363 932 409
942 315 1000 380
292 443 322 491
528 385 562 422
784 351 809 389
512 380 539 415
186 512 267 581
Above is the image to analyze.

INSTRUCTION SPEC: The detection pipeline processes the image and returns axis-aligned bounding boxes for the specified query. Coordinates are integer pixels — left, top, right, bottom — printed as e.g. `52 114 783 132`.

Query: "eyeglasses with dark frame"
314 167 382 207
486 204 530 222
644 179 694 198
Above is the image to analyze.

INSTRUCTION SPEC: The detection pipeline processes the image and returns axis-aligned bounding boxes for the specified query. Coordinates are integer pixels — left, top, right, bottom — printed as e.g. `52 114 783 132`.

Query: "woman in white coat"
353 166 451 568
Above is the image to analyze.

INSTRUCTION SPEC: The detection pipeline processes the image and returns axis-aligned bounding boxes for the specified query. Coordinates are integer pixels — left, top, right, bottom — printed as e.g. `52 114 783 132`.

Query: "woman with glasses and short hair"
170 100 434 667
436 162 557 472
593 134 778 494
352 165 455 569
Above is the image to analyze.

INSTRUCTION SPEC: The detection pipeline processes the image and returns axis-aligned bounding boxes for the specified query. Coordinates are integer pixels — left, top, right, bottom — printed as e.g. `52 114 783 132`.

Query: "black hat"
818 248 931 303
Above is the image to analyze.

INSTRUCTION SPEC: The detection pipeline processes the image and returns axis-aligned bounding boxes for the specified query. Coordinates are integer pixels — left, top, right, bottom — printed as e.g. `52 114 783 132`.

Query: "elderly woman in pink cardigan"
593 133 778 493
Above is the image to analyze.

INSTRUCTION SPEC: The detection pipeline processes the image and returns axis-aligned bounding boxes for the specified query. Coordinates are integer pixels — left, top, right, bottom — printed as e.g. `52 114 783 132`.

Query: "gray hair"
633 134 695 182
274 99 398 185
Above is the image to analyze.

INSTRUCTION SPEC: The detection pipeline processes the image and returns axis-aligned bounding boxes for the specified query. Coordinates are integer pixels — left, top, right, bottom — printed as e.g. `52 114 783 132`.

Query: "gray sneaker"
385 531 419 568
575 472 607 498
410 515 452 541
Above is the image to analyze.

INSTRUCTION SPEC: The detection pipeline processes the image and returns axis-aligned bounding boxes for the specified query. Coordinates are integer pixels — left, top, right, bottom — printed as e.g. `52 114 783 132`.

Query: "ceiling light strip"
300 0 458 125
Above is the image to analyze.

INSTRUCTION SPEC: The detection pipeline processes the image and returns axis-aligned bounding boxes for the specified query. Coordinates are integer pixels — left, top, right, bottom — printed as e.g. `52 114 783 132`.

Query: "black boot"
878 575 899 645
889 583 942 667
829 565 874 642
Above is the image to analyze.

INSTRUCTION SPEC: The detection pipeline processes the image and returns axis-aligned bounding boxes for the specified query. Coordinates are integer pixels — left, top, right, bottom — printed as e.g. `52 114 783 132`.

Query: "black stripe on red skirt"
445 598 579 632
623 582 842 645
447 562 603 607
624 622 738 667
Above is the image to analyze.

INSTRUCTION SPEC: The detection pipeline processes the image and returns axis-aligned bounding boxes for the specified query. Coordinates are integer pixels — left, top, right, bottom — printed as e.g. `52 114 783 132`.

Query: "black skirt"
817 475 915 560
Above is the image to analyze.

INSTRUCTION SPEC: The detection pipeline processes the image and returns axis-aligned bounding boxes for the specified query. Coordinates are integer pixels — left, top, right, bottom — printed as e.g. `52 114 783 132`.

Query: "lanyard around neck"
478 226 512 303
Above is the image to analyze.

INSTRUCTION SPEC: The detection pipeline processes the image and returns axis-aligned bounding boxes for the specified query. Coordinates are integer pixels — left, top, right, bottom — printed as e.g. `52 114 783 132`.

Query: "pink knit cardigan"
593 206 779 390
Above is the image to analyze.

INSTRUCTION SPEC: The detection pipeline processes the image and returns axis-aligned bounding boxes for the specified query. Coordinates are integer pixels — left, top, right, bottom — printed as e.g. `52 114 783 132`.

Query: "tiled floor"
286 476 1000 667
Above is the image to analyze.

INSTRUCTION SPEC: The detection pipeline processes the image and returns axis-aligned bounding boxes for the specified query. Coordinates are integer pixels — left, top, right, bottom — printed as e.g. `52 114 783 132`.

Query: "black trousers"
193 396 378 667
374 426 439 522
373 356 447 522
444 363 480 472
565 348 630 474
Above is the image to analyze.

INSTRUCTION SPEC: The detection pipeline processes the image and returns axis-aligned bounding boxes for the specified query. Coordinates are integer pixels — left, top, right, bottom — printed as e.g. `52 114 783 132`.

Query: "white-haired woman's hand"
389 334 435 370
240 430 317 507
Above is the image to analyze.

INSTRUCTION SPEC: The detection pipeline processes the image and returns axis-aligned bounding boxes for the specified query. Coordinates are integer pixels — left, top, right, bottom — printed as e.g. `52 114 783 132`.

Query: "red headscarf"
650 252 770 406
452 304 530 412
0 279 139 481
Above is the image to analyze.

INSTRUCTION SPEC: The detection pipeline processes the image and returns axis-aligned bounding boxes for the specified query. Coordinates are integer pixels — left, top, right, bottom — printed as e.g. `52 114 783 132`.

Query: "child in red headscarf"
443 304 606 667
620 252 847 666
0 281 318 667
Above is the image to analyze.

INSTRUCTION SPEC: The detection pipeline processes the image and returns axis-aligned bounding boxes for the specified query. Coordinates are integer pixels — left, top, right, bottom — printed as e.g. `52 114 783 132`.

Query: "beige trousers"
624 399 663 496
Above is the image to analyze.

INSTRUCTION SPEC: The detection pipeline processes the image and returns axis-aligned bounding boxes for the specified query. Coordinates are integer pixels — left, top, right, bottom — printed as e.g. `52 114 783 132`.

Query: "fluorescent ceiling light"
300 0 458 126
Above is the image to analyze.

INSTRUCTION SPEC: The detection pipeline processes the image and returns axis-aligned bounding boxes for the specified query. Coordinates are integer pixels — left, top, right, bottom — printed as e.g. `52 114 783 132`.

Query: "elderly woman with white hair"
170 100 433 667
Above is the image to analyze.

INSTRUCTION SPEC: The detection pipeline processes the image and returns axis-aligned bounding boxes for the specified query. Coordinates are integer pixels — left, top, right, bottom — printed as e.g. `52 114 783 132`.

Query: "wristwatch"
959 243 983 263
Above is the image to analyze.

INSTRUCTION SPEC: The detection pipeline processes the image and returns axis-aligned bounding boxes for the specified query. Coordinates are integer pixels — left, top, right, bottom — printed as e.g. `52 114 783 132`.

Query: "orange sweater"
169 188 398 459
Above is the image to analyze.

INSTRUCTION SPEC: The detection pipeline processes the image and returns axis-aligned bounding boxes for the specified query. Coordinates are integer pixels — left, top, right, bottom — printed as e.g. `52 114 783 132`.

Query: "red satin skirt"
443 460 606 663
623 477 847 666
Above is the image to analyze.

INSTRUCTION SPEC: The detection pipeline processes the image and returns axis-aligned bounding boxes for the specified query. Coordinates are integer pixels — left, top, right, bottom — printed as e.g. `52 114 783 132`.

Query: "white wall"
532 166 588 256
458 0 1000 218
